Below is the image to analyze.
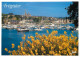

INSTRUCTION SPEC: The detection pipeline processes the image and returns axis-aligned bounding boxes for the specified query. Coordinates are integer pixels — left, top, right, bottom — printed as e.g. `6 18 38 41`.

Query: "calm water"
2 28 78 55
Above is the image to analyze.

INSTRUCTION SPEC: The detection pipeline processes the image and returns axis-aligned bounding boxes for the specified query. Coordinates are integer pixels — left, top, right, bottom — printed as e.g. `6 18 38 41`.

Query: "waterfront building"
9 20 19 24
19 20 26 24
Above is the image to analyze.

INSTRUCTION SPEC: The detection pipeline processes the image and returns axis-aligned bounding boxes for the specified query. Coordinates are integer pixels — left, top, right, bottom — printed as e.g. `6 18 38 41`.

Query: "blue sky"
2 2 72 17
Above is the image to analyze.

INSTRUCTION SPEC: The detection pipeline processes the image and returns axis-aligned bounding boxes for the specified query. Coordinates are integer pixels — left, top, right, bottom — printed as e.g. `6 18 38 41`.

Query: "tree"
66 2 78 28
33 17 42 23
15 15 21 20
2 13 8 24
9 15 13 19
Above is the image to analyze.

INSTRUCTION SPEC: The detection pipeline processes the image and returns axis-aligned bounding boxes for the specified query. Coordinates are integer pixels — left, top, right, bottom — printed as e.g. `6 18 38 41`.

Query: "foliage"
9 15 13 19
2 13 8 24
2 13 8 16
5 30 78 55
2 13 8 19
66 2 78 27
33 17 42 23
15 15 21 20
8 13 14 15
28 17 32 19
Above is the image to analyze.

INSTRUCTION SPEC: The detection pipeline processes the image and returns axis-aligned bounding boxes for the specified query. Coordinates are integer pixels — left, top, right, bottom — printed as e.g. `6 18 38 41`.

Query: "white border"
0 1 1 57
0 0 79 2
0 0 80 57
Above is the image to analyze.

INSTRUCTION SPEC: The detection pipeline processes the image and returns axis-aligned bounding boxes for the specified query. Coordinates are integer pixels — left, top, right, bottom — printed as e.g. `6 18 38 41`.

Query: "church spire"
24 9 31 17
25 9 27 16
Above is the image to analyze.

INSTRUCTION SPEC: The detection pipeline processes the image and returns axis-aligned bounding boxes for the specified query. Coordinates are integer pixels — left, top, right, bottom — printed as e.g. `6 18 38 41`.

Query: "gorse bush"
5 30 78 55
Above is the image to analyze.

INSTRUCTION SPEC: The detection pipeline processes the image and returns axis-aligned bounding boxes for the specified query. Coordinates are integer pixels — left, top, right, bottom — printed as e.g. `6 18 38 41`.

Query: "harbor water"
2 28 78 55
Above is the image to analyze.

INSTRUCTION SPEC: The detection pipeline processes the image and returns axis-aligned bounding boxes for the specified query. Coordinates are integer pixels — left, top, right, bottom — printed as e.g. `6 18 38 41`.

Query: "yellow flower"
18 45 20 49
24 34 26 37
32 45 34 49
41 46 45 51
36 53 38 55
49 51 54 55
35 32 38 35
12 50 16 54
27 41 31 44
72 31 74 33
21 47 23 51
8 50 11 53
76 41 78 46
64 31 67 35
73 47 77 51
22 51 26 55
20 42 23 47
30 50 34 55
30 36 34 39
51 46 54 50
54 53 60 56
71 34 74 38
31 38 35 42
67 48 70 52
5 48 8 51
11 43 15 48
35 49 37 53
49 51 53 54
67 54 68 55
59 51 61 54
62 38 67 42
22 37 25 40
28 36 30 39
62 43 68 49
46 30 49 33
43 51 46 54
39 35 42 39
62 50 67 54
74 37 77 40
24 43 27 46
59 46 63 50
36 39 40 44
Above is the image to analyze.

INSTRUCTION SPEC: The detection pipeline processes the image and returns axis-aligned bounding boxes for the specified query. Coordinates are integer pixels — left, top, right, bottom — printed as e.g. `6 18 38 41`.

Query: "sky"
2 2 72 17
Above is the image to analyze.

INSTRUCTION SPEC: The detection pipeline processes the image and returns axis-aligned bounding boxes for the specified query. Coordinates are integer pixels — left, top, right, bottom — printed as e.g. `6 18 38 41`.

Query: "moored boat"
2 25 7 28
66 26 74 30
34 27 42 31
6 25 13 29
17 28 29 32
